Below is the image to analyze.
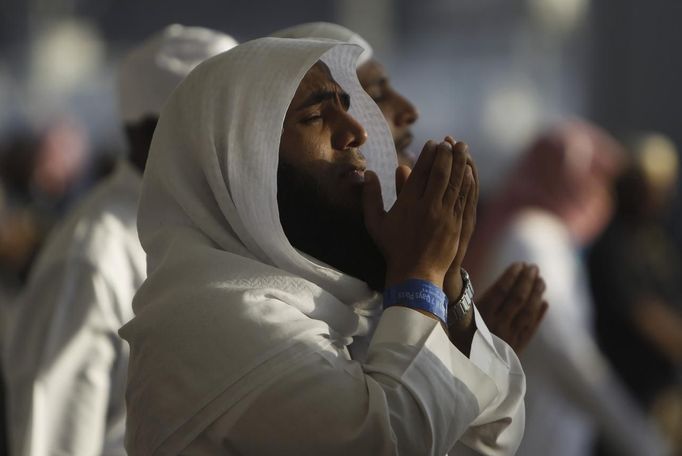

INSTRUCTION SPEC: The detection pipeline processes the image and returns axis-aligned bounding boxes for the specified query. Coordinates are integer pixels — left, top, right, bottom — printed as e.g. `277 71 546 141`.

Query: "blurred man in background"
0 124 90 456
2 25 236 456
469 120 669 456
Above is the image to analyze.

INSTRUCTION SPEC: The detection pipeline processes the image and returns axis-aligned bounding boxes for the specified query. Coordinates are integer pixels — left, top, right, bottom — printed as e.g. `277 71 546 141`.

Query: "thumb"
395 165 411 196
362 170 386 236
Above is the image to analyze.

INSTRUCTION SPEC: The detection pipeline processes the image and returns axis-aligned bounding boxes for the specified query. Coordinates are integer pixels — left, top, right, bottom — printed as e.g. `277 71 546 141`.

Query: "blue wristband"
383 279 448 324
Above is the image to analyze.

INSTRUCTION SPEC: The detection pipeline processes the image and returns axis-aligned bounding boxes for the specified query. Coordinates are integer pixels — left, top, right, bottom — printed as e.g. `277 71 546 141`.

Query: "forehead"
357 59 387 85
292 62 342 98
305 61 334 82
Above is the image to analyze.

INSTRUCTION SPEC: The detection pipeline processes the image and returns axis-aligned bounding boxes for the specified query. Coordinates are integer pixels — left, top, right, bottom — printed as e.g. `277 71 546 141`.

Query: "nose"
394 92 418 127
332 110 368 151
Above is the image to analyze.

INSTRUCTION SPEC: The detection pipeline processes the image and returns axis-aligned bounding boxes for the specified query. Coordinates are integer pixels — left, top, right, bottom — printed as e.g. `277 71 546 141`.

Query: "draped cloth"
120 38 524 455
271 22 374 66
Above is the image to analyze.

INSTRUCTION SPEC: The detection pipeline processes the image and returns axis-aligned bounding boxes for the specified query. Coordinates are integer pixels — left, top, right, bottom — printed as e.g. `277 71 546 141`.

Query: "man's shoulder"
29 170 144 284
502 209 572 254
73 164 141 229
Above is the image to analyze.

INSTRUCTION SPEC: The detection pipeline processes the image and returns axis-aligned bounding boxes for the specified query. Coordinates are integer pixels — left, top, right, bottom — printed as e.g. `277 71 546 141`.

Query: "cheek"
377 104 396 126
378 105 402 140
280 124 333 166
280 126 340 192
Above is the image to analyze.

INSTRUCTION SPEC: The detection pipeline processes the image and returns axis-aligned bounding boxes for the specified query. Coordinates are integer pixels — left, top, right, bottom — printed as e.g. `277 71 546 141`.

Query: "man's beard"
277 161 386 292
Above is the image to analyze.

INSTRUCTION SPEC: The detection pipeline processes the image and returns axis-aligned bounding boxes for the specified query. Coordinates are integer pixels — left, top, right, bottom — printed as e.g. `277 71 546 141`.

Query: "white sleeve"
530 316 669 456
4 261 119 456
487 217 668 456
183 305 525 455
454 308 526 455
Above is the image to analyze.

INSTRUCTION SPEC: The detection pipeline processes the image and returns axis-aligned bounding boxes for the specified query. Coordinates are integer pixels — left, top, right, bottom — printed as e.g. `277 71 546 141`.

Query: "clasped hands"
363 137 547 353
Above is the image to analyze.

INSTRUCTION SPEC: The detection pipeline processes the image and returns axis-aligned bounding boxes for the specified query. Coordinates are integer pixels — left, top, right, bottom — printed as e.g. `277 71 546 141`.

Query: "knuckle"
445 182 459 196
454 196 467 213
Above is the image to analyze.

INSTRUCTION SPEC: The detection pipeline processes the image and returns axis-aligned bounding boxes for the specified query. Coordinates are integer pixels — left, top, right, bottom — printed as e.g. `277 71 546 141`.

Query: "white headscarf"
271 22 373 66
120 37 397 454
118 24 238 124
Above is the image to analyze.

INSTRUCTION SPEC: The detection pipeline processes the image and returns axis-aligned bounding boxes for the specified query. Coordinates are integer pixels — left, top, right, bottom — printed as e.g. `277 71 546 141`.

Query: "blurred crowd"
468 125 682 455
0 118 115 455
0 17 681 456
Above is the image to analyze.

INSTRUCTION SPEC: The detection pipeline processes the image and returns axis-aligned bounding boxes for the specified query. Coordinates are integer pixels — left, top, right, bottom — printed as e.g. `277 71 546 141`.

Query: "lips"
338 163 366 184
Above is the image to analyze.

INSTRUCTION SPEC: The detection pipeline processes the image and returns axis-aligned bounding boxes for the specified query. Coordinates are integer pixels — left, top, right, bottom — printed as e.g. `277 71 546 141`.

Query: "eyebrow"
295 89 351 111
366 76 389 87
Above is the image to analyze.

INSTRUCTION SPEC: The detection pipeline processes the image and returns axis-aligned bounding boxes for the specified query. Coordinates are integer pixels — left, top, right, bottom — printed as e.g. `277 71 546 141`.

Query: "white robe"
120 37 526 456
479 208 668 456
3 161 145 456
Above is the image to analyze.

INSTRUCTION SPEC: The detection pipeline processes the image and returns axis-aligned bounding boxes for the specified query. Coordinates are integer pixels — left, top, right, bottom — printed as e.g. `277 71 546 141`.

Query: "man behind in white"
120 37 525 455
3 25 236 456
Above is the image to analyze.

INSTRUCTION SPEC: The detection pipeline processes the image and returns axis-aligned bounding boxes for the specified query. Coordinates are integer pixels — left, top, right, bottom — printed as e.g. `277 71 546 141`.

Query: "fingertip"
510 262 524 275
437 141 453 152
414 140 438 171
452 143 468 166
394 165 410 180
538 278 546 292
394 165 411 195
397 164 412 173
453 141 468 154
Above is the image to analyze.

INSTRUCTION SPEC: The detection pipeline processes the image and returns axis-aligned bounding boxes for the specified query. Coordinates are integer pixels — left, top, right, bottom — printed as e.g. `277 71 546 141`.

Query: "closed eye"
302 114 322 124
371 93 387 103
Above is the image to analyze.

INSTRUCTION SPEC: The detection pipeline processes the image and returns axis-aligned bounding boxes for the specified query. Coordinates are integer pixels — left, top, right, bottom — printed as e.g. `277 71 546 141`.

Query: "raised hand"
363 139 474 290
476 263 548 353
441 136 479 300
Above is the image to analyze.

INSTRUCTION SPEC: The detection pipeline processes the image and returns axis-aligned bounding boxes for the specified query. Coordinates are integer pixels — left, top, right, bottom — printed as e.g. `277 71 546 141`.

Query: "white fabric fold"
120 37 397 454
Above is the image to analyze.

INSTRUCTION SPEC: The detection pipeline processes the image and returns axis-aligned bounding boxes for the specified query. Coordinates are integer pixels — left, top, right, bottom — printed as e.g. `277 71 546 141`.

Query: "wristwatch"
447 268 474 321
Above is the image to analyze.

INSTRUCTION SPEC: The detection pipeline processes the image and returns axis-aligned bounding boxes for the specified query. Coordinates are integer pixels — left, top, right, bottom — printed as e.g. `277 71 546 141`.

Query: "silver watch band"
447 268 474 321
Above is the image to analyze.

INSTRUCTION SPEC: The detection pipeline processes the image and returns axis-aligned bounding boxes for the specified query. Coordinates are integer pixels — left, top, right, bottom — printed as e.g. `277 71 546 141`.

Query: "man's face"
357 59 418 165
278 61 386 290
280 62 368 214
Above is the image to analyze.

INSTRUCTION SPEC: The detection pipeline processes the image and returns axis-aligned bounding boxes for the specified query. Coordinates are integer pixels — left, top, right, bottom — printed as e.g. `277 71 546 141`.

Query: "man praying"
272 22 548 353
120 37 525 455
